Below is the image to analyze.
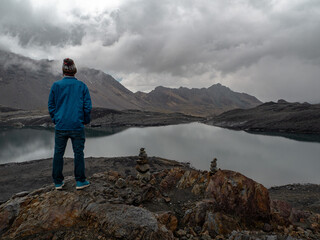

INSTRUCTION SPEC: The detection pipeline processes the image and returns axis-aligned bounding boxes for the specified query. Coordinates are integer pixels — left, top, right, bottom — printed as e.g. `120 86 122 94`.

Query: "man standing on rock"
48 58 92 190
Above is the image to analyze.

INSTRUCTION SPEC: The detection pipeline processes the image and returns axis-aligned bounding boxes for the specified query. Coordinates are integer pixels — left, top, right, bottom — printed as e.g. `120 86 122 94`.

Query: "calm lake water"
0 123 319 187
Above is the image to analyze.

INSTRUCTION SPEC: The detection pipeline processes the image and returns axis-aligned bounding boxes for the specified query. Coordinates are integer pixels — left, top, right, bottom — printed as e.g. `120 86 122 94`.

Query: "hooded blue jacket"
48 76 92 130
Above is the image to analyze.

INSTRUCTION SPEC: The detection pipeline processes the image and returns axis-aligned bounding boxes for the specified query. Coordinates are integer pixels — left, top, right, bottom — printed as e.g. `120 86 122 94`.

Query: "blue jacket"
48 76 92 130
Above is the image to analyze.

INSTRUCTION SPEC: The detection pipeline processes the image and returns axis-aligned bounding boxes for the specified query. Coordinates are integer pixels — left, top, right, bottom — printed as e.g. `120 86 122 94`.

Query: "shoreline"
1 120 320 146
2 105 320 135
206 101 320 135
0 107 206 129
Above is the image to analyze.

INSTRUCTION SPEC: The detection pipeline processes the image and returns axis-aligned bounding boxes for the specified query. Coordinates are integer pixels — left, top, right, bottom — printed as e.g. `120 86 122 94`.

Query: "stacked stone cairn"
136 148 151 182
210 158 218 175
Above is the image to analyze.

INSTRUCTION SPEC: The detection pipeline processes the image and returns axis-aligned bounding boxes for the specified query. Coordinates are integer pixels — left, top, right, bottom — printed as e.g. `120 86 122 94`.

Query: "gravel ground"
0 156 189 203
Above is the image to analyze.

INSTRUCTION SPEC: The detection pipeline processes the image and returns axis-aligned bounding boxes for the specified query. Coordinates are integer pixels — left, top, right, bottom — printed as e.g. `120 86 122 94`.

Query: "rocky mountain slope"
0 50 144 110
0 50 261 116
0 50 56 110
1 156 320 239
207 100 320 134
136 84 261 116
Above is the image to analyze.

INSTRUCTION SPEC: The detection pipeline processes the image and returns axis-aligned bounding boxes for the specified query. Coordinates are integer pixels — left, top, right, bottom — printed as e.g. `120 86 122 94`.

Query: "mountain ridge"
0 50 261 116
206 100 320 134
135 83 261 116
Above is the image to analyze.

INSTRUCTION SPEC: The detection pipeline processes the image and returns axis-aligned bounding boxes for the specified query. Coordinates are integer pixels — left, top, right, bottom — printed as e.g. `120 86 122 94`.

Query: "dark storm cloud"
0 0 320 103
107 0 320 75
0 0 85 47
101 0 320 102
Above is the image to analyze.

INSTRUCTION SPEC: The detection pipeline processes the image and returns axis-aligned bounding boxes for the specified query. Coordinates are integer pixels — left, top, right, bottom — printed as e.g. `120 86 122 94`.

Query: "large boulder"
174 169 272 237
205 170 271 221
0 177 175 240
83 203 175 239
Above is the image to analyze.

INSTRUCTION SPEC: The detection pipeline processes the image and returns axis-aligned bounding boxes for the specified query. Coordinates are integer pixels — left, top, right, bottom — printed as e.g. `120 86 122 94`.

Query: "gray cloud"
0 0 320 103
0 0 85 47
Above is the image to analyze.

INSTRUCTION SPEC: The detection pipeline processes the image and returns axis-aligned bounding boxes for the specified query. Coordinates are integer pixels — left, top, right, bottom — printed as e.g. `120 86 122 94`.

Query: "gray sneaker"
55 182 65 190
76 180 90 190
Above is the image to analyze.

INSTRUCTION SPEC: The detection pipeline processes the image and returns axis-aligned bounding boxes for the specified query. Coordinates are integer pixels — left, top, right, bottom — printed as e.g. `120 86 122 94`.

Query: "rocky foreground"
206 100 320 134
1 157 320 239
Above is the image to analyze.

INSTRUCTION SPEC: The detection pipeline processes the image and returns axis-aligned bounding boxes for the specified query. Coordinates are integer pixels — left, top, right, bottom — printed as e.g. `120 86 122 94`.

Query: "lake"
0 123 319 187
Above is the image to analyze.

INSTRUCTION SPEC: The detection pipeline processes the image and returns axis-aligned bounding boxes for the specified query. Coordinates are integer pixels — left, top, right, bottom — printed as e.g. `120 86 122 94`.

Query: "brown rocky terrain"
1 156 320 239
207 100 320 134
0 156 188 204
269 184 320 214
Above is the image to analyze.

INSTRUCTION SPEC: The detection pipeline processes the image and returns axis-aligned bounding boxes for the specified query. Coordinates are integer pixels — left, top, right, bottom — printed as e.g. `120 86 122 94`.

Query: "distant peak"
154 86 169 91
277 99 288 104
208 83 230 91
209 83 225 87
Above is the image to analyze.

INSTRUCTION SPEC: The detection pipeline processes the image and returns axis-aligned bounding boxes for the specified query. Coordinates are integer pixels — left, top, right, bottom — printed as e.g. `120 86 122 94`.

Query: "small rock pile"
210 158 218 175
136 148 151 182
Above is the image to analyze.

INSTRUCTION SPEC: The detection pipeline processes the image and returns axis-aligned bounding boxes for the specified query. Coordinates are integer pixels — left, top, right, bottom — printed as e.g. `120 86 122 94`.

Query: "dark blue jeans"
52 129 86 184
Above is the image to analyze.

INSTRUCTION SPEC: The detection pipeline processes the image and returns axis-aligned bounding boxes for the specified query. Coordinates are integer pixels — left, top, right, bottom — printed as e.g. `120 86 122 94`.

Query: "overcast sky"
0 0 320 103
